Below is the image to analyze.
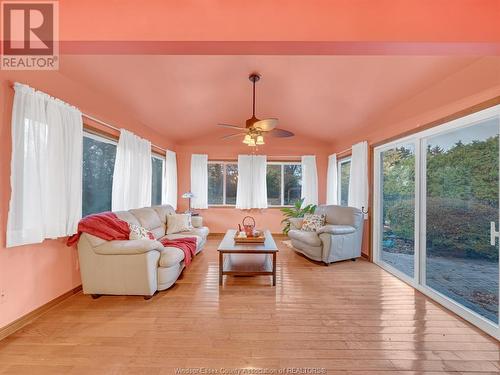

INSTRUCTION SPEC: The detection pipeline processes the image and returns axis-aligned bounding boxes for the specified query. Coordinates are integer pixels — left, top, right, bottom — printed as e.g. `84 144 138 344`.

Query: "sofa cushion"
166 213 192 234
152 205 176 225
158 247 185 268
191 216 203 228
318 224 356 235
182 226 209 240
115 211 141 226
288 230 322 247
128 223 155 240
301 213 326 232
129 208 165 239
315 205 363 228
162 233 203 251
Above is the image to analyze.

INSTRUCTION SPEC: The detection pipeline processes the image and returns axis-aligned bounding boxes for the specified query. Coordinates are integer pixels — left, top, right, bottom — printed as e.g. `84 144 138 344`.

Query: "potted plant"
280 198 316 234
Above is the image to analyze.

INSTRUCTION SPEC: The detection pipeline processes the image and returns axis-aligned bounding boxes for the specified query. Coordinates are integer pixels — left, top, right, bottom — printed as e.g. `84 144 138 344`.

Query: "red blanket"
67 212 130 246
160 237 197 266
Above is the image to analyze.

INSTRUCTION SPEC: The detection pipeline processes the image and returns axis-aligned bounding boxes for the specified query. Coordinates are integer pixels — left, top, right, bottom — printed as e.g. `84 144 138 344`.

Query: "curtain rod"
9 82 167 153
213 156 302 160
83 113 167 152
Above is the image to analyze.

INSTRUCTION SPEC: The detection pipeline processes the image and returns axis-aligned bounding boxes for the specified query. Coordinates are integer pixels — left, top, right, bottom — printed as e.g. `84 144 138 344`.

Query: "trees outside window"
338 158 351 206
208 161 301 207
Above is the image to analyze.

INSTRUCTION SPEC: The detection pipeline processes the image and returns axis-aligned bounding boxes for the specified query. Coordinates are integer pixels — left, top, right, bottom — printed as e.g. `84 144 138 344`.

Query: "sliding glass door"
379 144 416 278
374 105 500 338
424 119 499 324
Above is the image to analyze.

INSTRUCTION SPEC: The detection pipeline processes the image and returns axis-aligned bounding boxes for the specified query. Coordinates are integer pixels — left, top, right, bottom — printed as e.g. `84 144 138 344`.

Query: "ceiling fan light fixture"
218 73 294 144
243 134 252 144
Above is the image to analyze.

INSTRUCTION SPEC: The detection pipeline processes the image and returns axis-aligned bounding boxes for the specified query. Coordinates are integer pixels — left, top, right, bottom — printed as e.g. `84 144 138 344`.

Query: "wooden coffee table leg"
219 251 223 286
272 252 277 286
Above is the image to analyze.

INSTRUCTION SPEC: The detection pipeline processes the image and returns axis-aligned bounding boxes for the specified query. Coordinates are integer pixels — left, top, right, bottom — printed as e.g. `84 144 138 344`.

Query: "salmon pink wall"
0 70 173 329
175 135 331 234
58 1 500 44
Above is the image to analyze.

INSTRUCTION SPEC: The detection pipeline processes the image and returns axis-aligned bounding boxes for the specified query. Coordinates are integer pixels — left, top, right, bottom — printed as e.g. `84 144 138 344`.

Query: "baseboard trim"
0 285 82 342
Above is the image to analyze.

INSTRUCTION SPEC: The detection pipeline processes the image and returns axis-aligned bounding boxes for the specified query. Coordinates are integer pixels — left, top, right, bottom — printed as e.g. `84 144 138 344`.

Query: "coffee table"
217 229 278 286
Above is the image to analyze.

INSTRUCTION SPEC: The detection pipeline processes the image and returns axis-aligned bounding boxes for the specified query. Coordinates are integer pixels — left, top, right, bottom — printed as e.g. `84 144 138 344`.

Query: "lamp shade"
182 191 195 199
243 134 252 144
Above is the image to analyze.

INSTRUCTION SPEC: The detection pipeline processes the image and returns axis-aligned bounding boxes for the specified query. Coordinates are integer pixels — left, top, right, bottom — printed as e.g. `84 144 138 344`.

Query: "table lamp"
182 191 195 214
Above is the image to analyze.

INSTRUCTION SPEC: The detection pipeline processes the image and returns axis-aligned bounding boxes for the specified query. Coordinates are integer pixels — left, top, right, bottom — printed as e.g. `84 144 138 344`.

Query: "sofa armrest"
288 218 304 230
94 239 164 255
317 224 356 235
191 216 203 228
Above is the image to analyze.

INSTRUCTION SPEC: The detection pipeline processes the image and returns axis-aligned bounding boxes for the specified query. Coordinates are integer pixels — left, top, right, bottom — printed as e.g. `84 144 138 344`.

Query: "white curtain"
301 155 318 206
236 155 268 209
326 154 338 205
190 154 208 209
7 83 83 247
163 150 177 209
112 129 152 211
348 141 369 218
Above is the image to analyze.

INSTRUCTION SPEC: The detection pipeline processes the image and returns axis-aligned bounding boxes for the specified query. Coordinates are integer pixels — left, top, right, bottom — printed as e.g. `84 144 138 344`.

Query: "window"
284 164 302 205
267 162 302 206
379 144 415 278
151 155 164 206
82 132 117 217
373 104 500 337
266 164 282 205
83 132 165 216
338 158 351 206
208 161 238 205
208 161 302 207
225 163 238 205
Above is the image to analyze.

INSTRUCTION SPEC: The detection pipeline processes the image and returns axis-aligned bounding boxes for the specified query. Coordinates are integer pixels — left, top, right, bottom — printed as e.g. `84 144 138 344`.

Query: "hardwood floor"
0 238 498 374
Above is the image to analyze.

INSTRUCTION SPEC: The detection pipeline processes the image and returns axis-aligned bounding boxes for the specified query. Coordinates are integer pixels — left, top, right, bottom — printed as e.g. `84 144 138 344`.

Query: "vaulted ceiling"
59 55 482 144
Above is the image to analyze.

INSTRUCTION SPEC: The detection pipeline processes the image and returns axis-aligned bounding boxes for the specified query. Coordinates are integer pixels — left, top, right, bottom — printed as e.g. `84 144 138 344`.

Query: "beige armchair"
288 205 364 265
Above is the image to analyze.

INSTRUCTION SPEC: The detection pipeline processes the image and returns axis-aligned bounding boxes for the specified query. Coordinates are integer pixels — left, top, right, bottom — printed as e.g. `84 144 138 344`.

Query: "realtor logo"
1 1 59 70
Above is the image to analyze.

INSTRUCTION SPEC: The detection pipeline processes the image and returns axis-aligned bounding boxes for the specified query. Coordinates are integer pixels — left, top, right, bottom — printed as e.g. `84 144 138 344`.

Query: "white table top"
217 229 278 253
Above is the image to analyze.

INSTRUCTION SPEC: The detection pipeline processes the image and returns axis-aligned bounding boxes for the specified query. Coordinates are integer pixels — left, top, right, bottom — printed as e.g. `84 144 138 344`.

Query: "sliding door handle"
490 222 499 246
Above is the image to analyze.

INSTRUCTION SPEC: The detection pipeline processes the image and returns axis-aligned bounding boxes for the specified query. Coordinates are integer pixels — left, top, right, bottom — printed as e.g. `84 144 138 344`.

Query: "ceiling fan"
217 73 294 147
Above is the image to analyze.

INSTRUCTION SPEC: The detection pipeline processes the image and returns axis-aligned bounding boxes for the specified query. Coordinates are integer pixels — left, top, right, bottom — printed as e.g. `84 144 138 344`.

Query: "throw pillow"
166 213 193 235
128 223 156 240
301 213 326 232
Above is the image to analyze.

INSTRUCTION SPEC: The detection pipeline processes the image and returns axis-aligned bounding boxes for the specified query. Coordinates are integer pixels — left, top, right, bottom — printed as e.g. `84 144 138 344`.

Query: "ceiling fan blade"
221 132 246 140
254 118 278 131
217 123 245 130
269 128 294 138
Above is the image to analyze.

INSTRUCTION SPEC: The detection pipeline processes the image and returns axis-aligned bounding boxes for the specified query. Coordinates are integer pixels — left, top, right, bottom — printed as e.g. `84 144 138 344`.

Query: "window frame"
84 130 117 147
337 156 351 206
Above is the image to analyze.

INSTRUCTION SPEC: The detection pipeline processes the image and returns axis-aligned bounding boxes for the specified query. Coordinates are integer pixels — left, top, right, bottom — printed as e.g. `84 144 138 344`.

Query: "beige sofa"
288 205 363 265
77 205 209 298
